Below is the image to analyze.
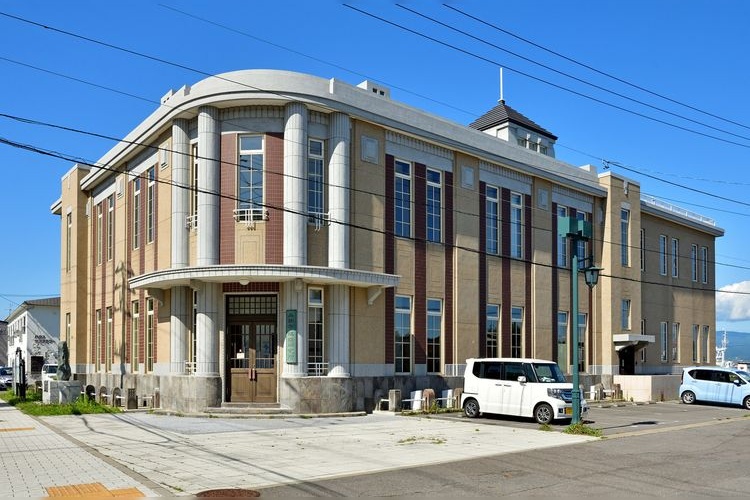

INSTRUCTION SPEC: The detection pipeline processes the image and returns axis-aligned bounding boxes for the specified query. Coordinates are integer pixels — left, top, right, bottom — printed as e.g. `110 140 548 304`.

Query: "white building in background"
5 297 61 382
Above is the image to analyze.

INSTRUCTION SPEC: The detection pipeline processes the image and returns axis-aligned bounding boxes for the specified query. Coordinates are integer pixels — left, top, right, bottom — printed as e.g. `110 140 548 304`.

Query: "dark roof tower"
469 100 557 140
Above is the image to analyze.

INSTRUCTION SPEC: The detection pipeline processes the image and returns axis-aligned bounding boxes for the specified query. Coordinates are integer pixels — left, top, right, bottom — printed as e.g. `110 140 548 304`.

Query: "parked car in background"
460 357 588 425
680 366 750 409
0 367 12 388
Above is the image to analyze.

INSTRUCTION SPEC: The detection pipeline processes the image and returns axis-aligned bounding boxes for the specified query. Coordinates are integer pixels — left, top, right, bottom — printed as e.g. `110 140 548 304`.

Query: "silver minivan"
679 366 750 409
460 357 588 424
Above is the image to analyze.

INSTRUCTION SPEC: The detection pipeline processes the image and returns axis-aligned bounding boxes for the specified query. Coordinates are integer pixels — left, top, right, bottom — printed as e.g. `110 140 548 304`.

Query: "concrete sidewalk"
1 403 595 497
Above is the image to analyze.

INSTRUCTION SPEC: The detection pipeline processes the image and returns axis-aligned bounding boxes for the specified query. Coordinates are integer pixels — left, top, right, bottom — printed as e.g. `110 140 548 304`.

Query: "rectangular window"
96 204 103 264
621 299 631 330
640 319 647 363
660 322 668 362
516 137 527 147
659 235 667 276
577 312 587 372
557 206 569 267
701 325 709 363
131 300 140 372
189 290 197 374
106 306 113 371
308 288 325 375
539 144 548 155
146 298 154 372
427 298 442 373
557 311 568 371
640 228 645 272
107 195 114 261
426 169 442 243
66 213 72 272
510 192 523 258
394 160 412 238
146 166 155 243
511 306 523 358
692 324 699 363
394 295 412 373
190 143 199 226
237 135 265 221
307 139 325 219
672 322 680 362
691 244 698 282
65 312 71 344
133 178 141 249
486 186 500 255
576 211 588 269
700 246 708 283
620 208 630 266
671 238 679 278
486 304 499 358
95 309 102 371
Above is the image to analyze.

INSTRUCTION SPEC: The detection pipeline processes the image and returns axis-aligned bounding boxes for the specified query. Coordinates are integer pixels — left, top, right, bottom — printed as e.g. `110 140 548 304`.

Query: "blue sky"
1 0 750 331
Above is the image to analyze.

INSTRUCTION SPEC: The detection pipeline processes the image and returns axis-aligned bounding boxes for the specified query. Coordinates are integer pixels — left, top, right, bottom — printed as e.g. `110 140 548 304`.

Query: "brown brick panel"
443 171 454 365
265 133 284 264
414 163 426 365
384 155 395 363
478 182 487 356
551 202 559 363
501 188 511 357
220 133 237 264
153 164 159 271
90 201 97 363
524 194 532 358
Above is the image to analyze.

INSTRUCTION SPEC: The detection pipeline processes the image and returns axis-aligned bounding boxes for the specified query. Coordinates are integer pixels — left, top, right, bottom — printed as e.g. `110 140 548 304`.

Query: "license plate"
564 407 572 415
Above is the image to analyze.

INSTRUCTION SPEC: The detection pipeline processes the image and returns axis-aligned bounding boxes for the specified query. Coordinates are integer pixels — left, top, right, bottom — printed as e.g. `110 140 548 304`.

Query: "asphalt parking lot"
434 399 750 436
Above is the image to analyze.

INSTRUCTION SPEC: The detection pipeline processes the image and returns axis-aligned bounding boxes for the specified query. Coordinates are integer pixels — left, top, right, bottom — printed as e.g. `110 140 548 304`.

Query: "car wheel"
743 397 750 410
463 398 480 418
681 391 696 405
534 403 554 425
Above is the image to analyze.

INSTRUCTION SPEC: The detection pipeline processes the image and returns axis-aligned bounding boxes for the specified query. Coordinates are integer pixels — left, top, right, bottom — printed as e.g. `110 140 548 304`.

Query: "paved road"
2 400 749 497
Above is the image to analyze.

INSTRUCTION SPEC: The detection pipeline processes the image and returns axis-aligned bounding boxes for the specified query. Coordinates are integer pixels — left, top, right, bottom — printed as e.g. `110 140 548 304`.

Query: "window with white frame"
576 211 588 269
659 235 667 276
671 238 679 278
700 246 708 283
701 325 709 363
640 228 645 272
486 304 499 358
307 139 325 220
238 135 265 221
691 244 698 282
96 203 103 264
660 321 668 362
394 295 412 373
107 195 114 261
621 208 630 266
692 324 699 362
672 322 680 361
190 143 199 226
557 311 568 371
426 169 442 243
146 298 154 372
511 306 523 358
308 288 325 375
65 312 71 344
510 192 523 258
427 298 442 373
557 205 569 267
106 307 113 371
66 213 72 272
394 160 412 238
577 312 587 372
131 299 139 372
640 319 647 362
133 178 141 248
621 299 631 330
95 309 102 370
486 186 500 255
146 166 155 243
190 290 197 374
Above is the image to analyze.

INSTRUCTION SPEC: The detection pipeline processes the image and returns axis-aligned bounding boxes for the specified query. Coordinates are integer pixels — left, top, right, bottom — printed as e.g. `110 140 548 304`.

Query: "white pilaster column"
170 286 191 373
281 280 307 377
328 284 350 377
196 282 221 376
197 106 220 266
328 112 351 269
283 102 308 266
171 118 190 268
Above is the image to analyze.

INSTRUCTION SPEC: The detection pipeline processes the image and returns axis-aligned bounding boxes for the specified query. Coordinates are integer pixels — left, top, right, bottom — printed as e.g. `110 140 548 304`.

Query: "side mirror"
734 379 742 386
517 375 527 383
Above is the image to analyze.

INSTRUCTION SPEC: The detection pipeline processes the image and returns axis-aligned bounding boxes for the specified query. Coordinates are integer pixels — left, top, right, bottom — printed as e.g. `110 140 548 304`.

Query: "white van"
460 358 588 424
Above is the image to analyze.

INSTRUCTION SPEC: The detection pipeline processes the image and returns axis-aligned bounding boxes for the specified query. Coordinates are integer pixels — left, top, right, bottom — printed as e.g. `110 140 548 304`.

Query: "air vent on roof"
357 80 390 99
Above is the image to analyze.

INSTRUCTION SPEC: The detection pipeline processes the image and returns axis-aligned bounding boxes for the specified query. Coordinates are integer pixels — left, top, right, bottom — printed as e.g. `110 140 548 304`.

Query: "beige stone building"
51 70 722 413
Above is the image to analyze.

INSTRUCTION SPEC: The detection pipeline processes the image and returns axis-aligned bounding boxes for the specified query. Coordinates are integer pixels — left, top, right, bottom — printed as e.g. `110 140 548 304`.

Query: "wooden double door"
227 321 277 403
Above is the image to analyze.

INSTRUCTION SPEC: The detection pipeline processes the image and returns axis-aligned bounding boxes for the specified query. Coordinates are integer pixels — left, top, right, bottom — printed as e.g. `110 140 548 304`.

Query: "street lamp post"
561 217 602 425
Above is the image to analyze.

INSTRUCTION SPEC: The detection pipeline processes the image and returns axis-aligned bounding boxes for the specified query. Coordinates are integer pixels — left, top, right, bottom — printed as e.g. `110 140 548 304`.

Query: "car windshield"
0 368 10 376
737 371 750 383
531 363 567 383
46 366 57 374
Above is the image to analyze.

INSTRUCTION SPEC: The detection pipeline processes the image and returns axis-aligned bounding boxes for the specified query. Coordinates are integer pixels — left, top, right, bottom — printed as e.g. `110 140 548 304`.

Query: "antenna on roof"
499 67 504 104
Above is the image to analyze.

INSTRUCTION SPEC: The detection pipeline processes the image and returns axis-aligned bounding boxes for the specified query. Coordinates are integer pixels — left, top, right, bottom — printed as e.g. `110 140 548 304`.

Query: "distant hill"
717 331 750 363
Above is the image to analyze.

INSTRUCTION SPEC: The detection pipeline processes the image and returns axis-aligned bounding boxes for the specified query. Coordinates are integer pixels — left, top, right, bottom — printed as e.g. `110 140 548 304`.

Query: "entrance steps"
205 402 293 416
